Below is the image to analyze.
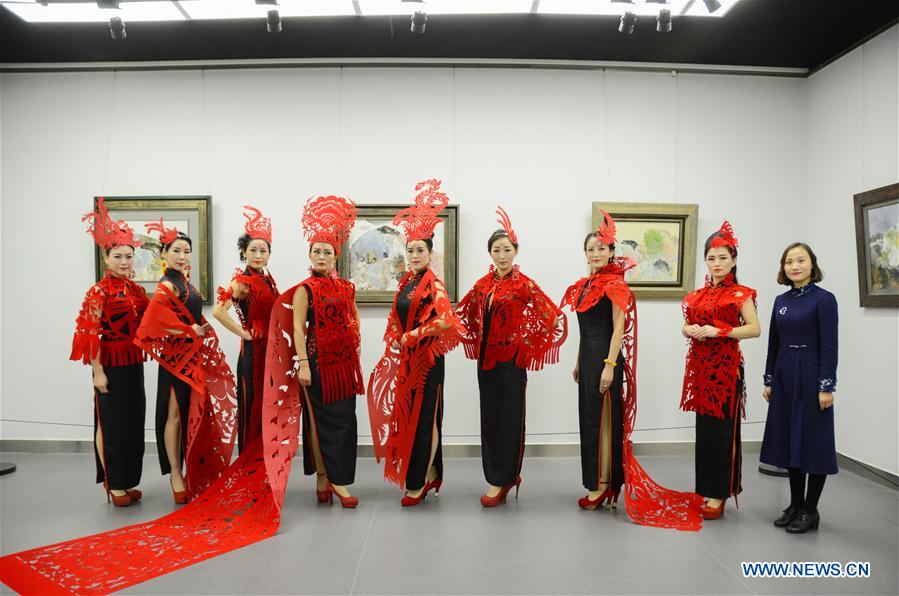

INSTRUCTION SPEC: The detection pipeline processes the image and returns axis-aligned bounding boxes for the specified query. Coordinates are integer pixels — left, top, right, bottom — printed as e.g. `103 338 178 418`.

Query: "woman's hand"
693 325 721 340
390 340 401 352
683 324 702 338
240 329 254 341
763 386 771 402
297 361 312 387
572 364 580 384
599 364 614 394
192 323 211 337
818 392 834 410
400 331 417 349
93 370 109 394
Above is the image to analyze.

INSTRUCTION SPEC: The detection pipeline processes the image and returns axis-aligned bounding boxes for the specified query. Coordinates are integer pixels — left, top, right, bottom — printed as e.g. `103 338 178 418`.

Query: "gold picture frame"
93 196 213 304
592 202 699 300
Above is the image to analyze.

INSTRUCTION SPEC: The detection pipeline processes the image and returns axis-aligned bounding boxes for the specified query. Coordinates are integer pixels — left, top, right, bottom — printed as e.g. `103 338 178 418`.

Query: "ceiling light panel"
357 0 533 17
684 0 741 17
181 0 355 20
538 1 696 17
4 1 186 23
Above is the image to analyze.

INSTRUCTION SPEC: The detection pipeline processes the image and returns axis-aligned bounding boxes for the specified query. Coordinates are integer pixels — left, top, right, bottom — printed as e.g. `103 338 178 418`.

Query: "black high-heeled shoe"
774 505 800 528
785 510 820 533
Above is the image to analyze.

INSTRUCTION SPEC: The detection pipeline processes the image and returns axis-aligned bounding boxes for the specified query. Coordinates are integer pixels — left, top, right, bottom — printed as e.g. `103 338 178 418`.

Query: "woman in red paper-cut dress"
368 179 466 506
136 219 237 504
71 198 149 507
212 206 279 454
680 221 760 520
261 195 364 508
455 206 567 507
562 211 704 530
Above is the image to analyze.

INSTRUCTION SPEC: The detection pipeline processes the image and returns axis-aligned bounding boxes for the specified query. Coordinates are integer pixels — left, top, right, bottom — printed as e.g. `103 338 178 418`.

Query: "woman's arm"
695 299 761 340
212 280 252 340
763 302 780 401
599 303 625 391
292 287 312 386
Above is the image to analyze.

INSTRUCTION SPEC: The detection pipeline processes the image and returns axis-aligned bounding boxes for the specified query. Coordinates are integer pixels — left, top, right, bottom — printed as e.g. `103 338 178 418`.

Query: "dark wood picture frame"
337 204 459 304
853 183 899 307
93 196 213 304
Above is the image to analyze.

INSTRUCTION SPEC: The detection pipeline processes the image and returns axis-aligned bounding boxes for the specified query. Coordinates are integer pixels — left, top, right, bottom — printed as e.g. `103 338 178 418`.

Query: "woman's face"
783 246 813 287
104 245 135 278
406 240 431 273
309 242 336 274
705 246 735 281
243 239 270 271
164 239 191 273
585 236 613 272
489 236 517 274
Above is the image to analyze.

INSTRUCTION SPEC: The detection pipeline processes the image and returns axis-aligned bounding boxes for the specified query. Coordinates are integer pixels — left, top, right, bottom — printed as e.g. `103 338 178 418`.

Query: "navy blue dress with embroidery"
760 284 839 475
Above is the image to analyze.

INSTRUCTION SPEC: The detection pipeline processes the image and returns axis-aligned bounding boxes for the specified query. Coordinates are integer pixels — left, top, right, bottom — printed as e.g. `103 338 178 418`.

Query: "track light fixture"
618 11 636 35
97 0 119 9
657 8 672 32
109 16 125 40
255 0 278 5
703 0 722 13
411 10 427 34
266 9 281 33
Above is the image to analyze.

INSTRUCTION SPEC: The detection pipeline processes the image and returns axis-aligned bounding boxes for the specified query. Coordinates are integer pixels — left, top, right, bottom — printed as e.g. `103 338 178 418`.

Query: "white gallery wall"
1 25 896 476
804 25 899 476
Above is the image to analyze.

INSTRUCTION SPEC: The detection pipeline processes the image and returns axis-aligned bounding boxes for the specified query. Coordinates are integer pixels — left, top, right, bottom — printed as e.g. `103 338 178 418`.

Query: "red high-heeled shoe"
316 488 331 503
125 489 142 502
480 476 522 508
171 478 189 505
105 488 132 507
326 483 359 508
401 478 442 507
702 498 726 520
578 487 619 511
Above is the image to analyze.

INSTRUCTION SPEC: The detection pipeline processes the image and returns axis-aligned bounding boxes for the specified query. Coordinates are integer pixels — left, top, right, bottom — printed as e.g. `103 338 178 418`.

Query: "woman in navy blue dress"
760 243 838 534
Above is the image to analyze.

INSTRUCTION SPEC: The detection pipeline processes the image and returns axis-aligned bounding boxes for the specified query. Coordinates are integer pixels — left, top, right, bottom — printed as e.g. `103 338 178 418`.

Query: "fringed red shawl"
70 272 148 367
368 268 466 488
261 273 364 511
134 283 237 498
455 265 567 371
680 274 757 419
562 260 705 531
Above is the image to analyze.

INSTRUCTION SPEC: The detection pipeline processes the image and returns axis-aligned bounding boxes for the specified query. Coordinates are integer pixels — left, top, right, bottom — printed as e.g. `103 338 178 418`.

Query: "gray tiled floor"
1 452 897 595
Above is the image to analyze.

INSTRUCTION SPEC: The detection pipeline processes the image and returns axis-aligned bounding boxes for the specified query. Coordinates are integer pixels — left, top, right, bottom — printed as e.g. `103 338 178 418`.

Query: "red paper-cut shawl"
367 268 465 488
562 261 705 531
134 283 237 498
455 265 567 371
70 272 149 367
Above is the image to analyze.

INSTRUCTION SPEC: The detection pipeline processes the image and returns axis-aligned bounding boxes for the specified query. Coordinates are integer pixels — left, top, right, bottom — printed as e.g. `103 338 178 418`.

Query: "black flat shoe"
786 510 820 534
774 505 801 528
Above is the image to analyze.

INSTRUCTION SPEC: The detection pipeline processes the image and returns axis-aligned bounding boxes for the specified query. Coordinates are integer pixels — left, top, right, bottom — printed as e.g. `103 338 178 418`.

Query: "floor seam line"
347 481 382 595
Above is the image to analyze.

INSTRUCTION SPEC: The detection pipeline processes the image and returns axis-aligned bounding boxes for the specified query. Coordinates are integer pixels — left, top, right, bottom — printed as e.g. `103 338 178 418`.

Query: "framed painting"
592 202 699 300
93 196 213 304
337 204 459 304
854 183 899 307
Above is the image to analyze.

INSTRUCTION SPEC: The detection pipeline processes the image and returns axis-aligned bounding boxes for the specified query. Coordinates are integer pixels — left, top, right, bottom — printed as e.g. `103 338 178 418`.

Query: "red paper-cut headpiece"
495 205 518 245
596 209 617 246
301 195 357 255
82 197 142 250
144 218 180 246
242 205 272 244
709 220 739 251
393 179 449 242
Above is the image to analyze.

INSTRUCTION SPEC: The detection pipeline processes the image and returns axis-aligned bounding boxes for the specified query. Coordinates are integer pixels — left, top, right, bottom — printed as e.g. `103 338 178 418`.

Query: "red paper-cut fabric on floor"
0 441 279 595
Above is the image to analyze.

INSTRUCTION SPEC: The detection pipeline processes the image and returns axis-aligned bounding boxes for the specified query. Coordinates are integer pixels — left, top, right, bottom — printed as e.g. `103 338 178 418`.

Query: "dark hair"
103 244 136 256
162 233 192 253
777 242 824 286
582 232 615 254
407 236 434 252
703 232 738 283
238 233 272 262
487 229 519 251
